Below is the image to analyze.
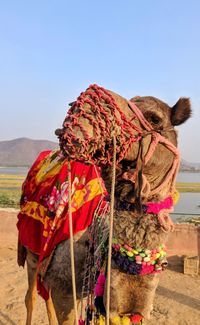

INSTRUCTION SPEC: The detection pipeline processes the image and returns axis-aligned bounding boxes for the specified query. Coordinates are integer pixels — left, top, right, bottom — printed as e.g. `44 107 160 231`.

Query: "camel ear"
130 96 141 102
171 98 191 126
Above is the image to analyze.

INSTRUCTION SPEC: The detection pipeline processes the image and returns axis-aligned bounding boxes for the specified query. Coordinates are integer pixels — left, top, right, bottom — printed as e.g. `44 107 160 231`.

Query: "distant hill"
0 138 200 170
180 159 200 172
0 138 58 167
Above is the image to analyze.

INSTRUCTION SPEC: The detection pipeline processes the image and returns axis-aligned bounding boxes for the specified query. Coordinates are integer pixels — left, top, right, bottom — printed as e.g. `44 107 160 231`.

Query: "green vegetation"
0 189 21 208
0 174 24 208
0 174 24 186
176 182 200 192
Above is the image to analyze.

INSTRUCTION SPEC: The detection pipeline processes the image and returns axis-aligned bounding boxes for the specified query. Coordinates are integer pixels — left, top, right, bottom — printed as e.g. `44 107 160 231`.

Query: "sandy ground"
0 209 200 325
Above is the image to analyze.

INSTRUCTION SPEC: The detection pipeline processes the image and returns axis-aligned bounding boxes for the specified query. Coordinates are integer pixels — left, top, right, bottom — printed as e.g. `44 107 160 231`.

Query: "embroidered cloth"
17 149 107 298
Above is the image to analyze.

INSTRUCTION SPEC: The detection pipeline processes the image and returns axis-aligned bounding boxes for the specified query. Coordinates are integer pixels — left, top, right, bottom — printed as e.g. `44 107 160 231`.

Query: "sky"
0 0 200 162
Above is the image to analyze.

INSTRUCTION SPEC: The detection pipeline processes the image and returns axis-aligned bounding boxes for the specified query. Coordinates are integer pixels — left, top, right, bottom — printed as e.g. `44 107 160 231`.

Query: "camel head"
115 95 192 203
56 84 191 204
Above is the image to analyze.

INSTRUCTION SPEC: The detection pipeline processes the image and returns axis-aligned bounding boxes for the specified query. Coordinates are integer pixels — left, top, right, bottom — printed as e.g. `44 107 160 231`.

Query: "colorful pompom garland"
112 238 167 275
87 240 167 324
79 314 143 325
112 314 143 324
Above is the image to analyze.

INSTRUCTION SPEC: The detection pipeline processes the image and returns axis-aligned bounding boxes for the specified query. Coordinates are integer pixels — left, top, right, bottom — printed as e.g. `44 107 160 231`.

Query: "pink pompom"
135 255 142 262
94 274 106 296
140 264 154 275
146 196 173 214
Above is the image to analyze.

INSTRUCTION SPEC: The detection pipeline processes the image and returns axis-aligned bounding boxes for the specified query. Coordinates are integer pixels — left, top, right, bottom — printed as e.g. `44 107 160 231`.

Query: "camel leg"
45 290 58 325
51 289 73 325
25 251 38 325
51 286 79 325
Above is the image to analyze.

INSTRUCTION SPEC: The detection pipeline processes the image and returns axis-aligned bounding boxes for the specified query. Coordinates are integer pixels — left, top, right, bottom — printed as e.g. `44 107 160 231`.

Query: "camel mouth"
54 128 63 136
55 84 180 203
55 84 142 165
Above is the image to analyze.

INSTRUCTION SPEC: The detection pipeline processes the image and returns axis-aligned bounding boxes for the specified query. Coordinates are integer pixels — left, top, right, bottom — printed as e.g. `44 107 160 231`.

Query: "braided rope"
106 136 117 324
57 84 142 165
67 160 78 325
128 100 181 197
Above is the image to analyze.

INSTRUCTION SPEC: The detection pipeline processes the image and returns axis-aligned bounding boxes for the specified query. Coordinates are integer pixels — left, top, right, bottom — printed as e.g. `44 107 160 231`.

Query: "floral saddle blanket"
17 149 107 299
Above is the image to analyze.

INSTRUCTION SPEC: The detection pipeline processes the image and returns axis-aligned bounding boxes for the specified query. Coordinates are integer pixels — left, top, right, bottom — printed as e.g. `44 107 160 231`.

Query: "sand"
0 209 200 325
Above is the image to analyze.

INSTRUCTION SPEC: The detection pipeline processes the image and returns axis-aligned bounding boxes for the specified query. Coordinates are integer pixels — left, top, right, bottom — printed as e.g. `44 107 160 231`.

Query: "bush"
0 192 20 208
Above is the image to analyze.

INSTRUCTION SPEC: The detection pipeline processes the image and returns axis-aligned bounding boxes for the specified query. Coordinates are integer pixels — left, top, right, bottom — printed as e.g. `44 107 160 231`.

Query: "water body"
174 172 200 217
173 172 200 217
174 192 200 215
0 167 28 176
177 172 200 183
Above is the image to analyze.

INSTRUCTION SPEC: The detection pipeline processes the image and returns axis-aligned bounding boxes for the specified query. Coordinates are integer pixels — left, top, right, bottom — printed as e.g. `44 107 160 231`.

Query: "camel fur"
18 86 191 324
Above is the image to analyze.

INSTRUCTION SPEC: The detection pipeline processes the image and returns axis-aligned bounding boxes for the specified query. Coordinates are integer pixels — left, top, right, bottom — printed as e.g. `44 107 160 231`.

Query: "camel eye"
144 112 161 125
150 115 161 124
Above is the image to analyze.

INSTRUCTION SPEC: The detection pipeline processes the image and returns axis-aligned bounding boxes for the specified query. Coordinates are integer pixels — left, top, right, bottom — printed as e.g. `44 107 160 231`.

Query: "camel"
17 85 191 325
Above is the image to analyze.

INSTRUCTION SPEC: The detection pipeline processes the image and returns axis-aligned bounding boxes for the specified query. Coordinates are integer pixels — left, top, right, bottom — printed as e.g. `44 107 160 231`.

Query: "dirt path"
0 210 200 325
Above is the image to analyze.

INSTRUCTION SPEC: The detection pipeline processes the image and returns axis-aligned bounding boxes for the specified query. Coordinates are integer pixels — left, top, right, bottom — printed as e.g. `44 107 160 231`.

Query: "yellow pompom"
121 316 130 325
172 190 180 205
112 316 121 324
126 251 134 257
99 315 105 325
156 253 160 259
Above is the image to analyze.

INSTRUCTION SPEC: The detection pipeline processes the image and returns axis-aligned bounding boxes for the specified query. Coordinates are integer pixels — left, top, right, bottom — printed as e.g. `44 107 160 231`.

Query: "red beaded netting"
55 84 142 165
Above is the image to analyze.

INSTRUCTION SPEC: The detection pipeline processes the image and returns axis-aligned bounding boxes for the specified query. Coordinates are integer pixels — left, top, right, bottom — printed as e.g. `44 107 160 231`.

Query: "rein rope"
106 136 116 325
67 160 79 325
128 100 180 197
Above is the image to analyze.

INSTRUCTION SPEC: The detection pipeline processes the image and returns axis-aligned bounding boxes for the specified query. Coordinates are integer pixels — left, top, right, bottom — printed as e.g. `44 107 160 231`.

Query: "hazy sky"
0 1 200 162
